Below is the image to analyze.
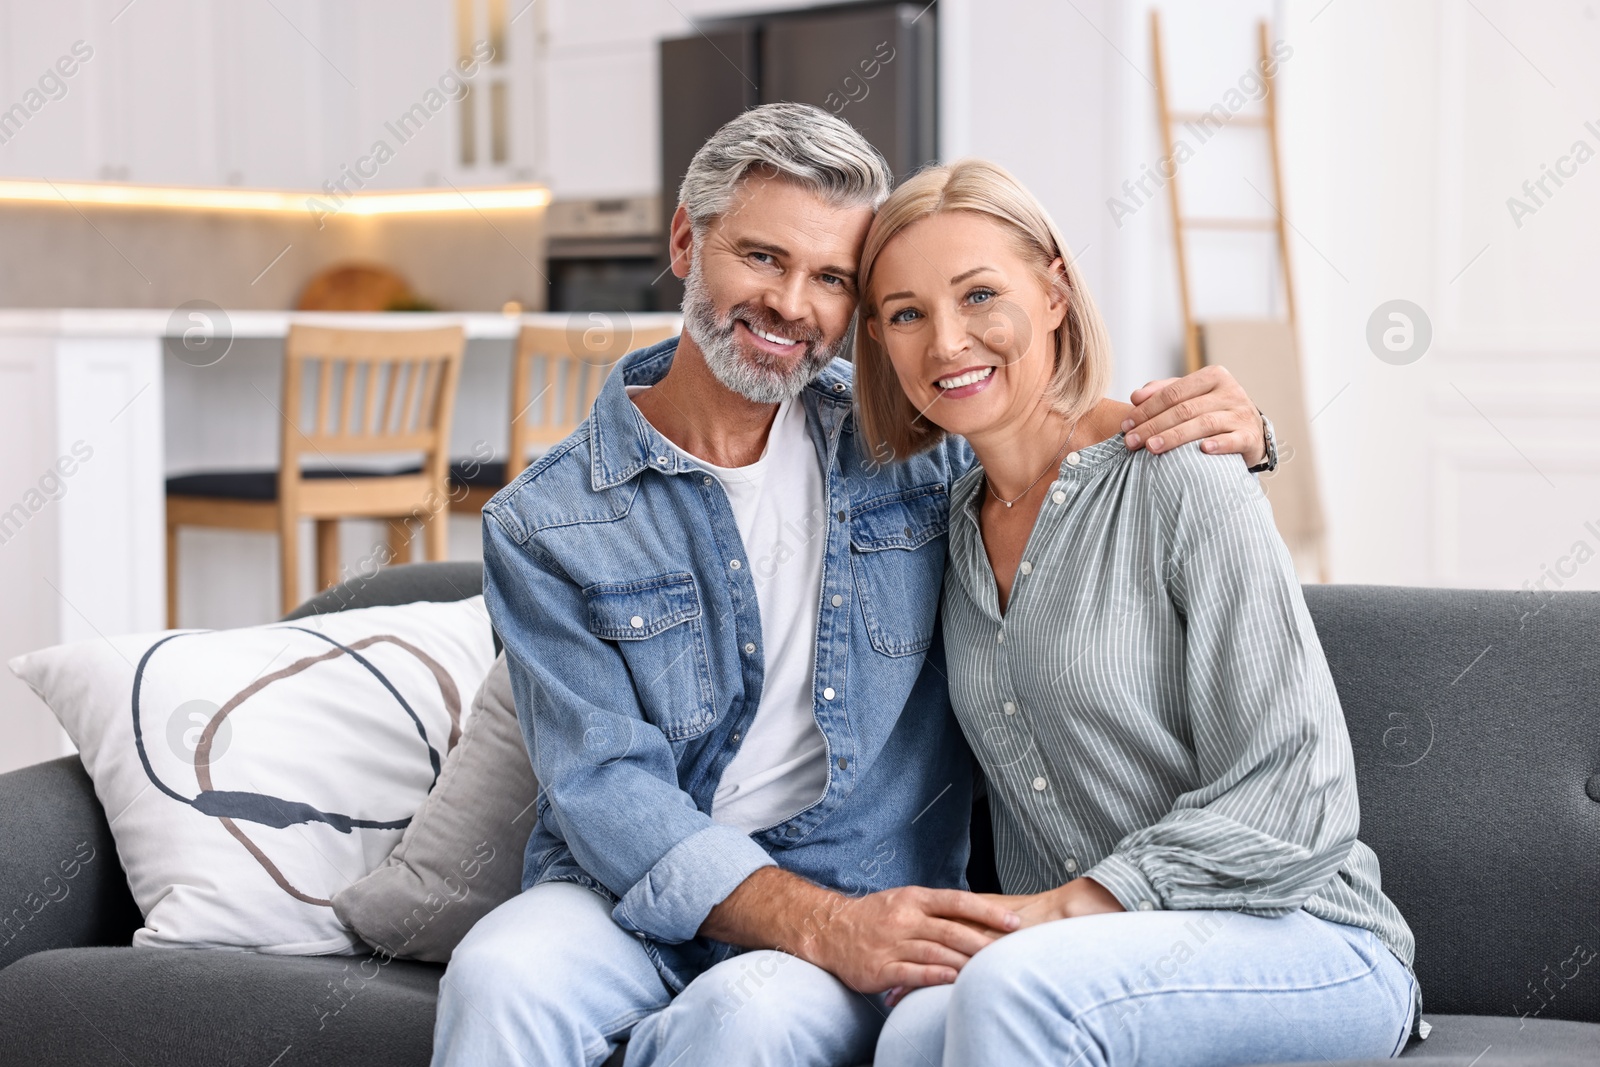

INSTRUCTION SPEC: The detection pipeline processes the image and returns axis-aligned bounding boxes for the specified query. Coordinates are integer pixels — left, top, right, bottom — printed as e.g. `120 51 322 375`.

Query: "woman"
853 159 1420 1066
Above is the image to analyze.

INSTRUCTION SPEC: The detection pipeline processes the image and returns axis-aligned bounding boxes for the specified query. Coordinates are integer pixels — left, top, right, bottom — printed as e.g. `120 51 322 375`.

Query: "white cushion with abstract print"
8 596 495 955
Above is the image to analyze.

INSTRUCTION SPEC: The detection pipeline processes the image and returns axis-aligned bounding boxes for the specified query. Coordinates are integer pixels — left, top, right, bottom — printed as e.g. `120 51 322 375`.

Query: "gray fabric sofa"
1 561 1594 1066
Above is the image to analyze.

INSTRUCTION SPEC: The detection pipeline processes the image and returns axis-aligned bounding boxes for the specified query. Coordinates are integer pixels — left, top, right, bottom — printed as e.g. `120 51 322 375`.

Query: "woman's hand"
885 879 1127 1008
978 876 1127 929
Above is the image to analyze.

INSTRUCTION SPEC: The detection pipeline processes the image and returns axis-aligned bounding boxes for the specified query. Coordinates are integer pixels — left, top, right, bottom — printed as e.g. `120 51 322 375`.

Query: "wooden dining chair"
451 320 679 512
166 323 467 625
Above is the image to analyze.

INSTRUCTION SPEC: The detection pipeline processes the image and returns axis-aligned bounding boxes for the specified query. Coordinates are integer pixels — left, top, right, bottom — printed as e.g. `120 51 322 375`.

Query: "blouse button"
1051 490 1066 504
1019 561 1033 575
629 615 644 628
1031 776 1047 791
996 631 1005 644
1003 701 1017 716
1138 899 1155 912
1066 452 1080 467
1065 856 1079 873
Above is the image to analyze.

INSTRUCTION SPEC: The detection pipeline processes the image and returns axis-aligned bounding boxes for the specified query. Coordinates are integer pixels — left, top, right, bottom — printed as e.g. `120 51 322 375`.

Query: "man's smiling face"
675 172 876 404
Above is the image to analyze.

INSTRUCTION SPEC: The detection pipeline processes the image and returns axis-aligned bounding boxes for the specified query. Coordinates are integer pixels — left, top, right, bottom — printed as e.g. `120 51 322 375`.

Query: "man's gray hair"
677 102 893 231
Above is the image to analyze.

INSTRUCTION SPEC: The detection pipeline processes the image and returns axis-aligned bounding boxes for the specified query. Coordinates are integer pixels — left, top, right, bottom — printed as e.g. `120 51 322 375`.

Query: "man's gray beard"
680 259 846 404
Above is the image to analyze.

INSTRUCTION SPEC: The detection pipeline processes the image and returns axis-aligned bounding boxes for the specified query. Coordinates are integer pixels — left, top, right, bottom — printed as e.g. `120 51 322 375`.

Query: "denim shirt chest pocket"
583 572 717 741
848 482 949 656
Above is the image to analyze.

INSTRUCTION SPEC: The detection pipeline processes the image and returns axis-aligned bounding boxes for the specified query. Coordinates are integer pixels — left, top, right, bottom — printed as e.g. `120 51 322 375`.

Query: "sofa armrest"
0 756 141 970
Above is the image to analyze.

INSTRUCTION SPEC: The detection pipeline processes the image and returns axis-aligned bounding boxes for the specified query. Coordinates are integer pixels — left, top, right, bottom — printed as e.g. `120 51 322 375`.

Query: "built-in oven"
544 195 672 313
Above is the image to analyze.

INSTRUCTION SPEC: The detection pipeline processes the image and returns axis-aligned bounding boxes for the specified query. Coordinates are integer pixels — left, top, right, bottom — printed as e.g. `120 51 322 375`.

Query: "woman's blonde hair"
853 158 1113 462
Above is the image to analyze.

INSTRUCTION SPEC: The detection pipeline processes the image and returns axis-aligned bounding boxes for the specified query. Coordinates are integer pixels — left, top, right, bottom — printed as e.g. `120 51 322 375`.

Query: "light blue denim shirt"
481 337 976 992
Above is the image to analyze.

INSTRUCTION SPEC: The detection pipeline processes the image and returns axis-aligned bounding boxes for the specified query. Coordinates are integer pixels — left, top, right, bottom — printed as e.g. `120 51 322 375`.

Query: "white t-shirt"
627 387 829 834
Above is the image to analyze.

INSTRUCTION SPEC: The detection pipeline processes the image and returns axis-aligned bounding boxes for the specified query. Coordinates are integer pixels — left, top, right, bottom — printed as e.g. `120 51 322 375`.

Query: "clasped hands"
789 877 1125 1008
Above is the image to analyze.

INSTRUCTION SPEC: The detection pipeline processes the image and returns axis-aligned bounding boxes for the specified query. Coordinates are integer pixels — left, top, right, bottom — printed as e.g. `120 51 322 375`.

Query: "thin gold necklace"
985 414 1081 509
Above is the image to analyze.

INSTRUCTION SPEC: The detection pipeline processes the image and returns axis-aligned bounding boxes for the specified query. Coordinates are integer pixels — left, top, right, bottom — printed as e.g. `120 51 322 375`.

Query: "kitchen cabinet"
0 0 535 191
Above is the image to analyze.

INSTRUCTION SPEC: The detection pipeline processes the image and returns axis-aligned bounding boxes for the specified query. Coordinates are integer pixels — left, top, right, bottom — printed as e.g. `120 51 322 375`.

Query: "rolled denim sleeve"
482 509 775 944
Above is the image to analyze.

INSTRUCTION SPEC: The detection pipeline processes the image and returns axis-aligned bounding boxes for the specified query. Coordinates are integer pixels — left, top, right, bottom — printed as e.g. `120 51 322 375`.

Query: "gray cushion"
0 946 442 1067
1302 585 1599 1024
333 654 539 962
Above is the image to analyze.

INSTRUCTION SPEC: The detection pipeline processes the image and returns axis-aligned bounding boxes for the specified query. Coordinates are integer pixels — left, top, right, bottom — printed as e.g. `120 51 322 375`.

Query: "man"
433 102 1273 1066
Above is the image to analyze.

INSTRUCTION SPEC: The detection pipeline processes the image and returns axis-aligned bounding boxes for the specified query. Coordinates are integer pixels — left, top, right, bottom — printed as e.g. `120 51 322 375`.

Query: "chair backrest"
1302 584 1599 1023
279 323 467 491
506 321 678 483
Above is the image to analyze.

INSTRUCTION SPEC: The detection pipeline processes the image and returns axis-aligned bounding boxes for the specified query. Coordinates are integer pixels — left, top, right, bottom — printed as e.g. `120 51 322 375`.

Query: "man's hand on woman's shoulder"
1121 365 1267 468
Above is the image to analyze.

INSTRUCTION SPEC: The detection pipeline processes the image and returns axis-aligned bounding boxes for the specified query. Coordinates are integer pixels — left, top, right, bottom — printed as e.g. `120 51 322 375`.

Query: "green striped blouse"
942 433 1417 984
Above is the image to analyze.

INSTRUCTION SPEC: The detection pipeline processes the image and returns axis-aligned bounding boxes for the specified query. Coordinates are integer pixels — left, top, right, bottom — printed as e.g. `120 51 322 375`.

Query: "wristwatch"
1246 410 1278 474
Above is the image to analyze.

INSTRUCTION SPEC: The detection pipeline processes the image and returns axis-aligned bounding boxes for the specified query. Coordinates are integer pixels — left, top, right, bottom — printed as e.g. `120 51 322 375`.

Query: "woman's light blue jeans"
875 908 1416 1067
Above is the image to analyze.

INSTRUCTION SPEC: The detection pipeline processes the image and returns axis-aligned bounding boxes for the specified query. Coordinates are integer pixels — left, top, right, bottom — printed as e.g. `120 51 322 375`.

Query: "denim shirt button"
629 615 644 628
837 757 848 770
837 510 847 522
731 732 741 744
832 382 846 393
730 559 742 570
744 642 756 654
830 594 843 607
822 687 836 700
786 825 800 837
702 475 713 486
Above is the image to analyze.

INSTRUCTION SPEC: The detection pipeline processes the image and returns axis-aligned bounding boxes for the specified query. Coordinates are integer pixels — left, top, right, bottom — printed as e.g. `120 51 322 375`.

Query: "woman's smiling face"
866 210 1068 441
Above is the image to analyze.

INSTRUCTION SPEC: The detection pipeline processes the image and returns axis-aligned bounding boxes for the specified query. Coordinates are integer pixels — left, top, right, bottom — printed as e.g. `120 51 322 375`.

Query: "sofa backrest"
1304 585 1598 1024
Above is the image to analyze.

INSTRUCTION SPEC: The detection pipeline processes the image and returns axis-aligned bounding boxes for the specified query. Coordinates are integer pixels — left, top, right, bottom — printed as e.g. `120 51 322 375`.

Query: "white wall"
1282 0 1600 590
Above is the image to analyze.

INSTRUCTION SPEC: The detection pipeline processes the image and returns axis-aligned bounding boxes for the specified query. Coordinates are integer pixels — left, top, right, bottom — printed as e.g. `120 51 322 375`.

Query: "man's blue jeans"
875 909 1417 1067
432 881 887 1066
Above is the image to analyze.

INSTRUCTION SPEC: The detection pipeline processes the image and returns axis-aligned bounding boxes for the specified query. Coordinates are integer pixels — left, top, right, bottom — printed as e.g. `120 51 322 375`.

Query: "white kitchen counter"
0 309 681 772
